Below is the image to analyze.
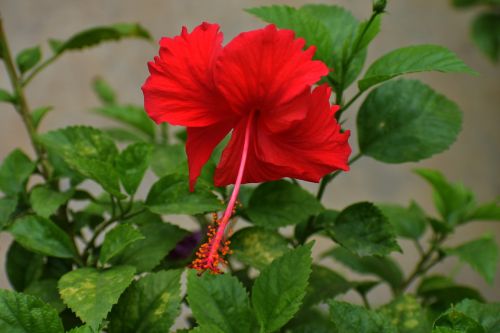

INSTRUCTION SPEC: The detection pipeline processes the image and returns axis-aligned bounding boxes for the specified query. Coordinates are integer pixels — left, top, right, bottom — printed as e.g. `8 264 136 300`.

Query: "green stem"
110 195 117 218
316 171 340 200
21 53 60 87
360 292 371 309
82 208 146 264
399 234 446 291
0 15 50 179
116 197 125 216
316 152 362 201
414 239 425 256
342 90 364 112
160 122 169 145
297 153 363 245
335 83 344 108
335 11 379 121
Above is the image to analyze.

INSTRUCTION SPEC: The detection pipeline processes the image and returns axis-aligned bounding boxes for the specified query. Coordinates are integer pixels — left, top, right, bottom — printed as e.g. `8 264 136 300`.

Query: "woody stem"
0 15 50 180
206 114 253 263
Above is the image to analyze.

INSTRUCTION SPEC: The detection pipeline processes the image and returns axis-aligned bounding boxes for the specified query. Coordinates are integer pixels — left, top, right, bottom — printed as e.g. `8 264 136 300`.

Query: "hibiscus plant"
0 1 499 333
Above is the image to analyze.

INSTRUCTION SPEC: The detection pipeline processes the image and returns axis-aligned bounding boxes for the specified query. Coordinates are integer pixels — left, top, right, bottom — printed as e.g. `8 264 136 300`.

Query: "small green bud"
373 0 387 14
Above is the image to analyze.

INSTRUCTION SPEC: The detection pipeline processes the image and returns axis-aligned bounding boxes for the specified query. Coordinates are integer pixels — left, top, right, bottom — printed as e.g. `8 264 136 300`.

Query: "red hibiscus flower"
142 22 351 273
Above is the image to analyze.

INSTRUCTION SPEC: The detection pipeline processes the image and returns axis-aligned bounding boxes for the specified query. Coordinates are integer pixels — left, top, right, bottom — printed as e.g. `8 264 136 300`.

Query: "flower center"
190 113 254 274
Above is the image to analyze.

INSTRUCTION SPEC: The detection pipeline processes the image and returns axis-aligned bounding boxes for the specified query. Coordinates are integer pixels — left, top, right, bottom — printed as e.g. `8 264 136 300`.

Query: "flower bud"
373 0 387 14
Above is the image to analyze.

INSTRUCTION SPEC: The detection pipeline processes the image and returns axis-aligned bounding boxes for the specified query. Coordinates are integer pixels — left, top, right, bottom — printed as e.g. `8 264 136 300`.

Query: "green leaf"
92 105 155 139
92 77 117 105
187 270 256 333
445 234 499 284
417 275 484 313
285 308 334 333
150 144 188 177
352 280 380 295
414 169 475 226
433 309 485 333
323 247 404 291
9 215 75 258
300 4 365 87
285 306 333 332
378 295 432 333
357 80 462 163
116 142 153 195
237 185 255 209
231 227 290 270
30 185 73 218
472 13 500 62
252 243 313 332
302 265 350 307
300 4 357 48
455 299 500 333
328 300 397 333
246 5 333 65
344 16 382 86
0 289 64 333
329 10 381 90
350 15 382 55
328 202 401 256
109 270 183 333
467 200 500 222
31 106 53 129
175 129 187 142
46 150 85 185
0 88 15 104
329 11 382 88
0 197 17 230
6 241 44 291
67 326 95 333
122 203 162 226
41 258 73 282
99 224 144 264
145 174 222 215
111 221 188 272
344 49 368 88
48 39 63 53
247 180 323 228
189 326 225 333
304 209 340 235
358 45 476 91
377 201 427 239
103 128 148 142
0 149 36 196
38 126 123 197
50 23 152 54
16 46 42 74
58 266 136 330
25 279 65 313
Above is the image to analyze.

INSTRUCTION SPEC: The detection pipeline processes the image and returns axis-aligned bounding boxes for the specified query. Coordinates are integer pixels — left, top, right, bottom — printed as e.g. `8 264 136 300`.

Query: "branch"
0 15 50 179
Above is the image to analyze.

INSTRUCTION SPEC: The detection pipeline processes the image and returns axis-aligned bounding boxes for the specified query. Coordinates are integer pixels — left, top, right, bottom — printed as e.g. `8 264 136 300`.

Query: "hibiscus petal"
214 117 274 186
186 120 234 191
214 116 302 187
214 24 328 129
214 86 350 186
257 85 351 182
142 22 233 127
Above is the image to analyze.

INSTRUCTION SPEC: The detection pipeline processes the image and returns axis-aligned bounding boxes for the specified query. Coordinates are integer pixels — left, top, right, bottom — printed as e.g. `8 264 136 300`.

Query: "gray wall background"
0 0 499 307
